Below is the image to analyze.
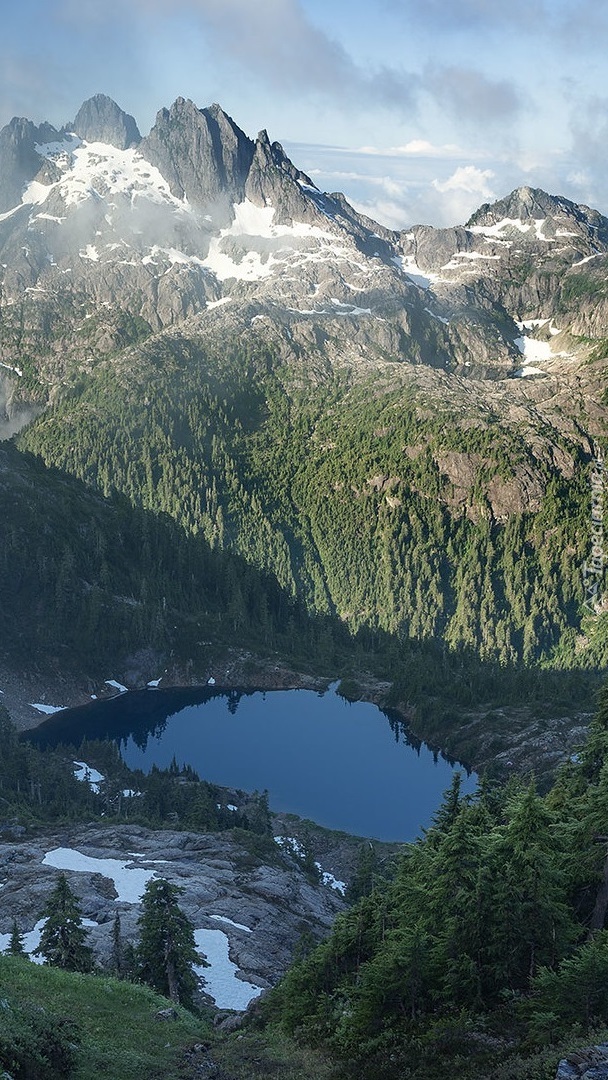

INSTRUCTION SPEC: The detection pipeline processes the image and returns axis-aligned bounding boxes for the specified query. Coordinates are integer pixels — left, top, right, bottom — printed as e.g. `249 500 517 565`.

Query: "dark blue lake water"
28 683 476 841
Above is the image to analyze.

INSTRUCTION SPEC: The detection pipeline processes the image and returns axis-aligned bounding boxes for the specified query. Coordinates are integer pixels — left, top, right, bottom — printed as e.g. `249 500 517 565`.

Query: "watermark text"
583 444 605 612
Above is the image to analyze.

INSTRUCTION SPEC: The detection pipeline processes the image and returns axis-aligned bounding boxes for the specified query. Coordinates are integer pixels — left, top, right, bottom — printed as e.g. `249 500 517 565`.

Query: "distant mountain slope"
0 95 606 767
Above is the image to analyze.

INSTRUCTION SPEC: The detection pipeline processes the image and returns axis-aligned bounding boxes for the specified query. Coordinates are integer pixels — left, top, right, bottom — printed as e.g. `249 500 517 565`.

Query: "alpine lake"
27 683 476 842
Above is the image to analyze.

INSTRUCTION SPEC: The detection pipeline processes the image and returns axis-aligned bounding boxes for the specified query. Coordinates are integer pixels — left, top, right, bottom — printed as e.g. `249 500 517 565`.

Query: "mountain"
0 95 606 775
1 94 607 387
72 92 141 150
1 95 608 1080
2 90 604 425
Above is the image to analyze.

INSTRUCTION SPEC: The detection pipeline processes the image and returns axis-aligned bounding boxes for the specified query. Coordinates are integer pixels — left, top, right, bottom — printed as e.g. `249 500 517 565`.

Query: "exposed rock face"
0 824 346 1006
245 129 319 225
72 94 141 149
556 1045 608 1079
469 185 608 245
140 98 254 210
0 117 54 213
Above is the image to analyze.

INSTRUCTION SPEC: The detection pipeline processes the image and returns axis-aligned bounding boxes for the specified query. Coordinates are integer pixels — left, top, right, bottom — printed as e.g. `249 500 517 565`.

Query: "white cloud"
349 162 499 230
356 139 465 158
433 166 496 198
429 166 497 225
350 197 415 231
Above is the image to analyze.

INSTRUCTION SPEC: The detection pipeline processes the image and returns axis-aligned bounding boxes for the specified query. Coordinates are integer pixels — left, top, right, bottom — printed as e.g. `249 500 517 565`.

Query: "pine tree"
8 918 25 956
111 911 123 976
136 878 201 1008
34 873 93 971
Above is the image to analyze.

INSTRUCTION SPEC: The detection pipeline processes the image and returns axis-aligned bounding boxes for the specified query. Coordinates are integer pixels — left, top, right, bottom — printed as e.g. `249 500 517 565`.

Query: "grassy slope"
0 955 210 1080
0 955 339 1080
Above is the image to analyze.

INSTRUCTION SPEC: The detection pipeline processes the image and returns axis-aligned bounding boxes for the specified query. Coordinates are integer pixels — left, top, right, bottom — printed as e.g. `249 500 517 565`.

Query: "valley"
0 91 607 1079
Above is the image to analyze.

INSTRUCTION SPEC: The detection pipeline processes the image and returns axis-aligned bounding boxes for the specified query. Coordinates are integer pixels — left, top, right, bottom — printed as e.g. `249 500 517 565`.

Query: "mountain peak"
139 98 254 209
466 185 608 245
72 94 141 150
467 186 560 226
0 116 59 214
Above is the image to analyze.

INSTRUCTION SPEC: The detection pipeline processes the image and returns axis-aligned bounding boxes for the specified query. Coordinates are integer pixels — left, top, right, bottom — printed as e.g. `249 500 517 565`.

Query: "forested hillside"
259 685 608 1080
15 336 606 672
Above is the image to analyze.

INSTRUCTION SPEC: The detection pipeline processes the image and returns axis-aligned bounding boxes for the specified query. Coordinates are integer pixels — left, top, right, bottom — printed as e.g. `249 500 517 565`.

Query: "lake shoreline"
0 648 337 733
26 681 476 842
1 646 590 789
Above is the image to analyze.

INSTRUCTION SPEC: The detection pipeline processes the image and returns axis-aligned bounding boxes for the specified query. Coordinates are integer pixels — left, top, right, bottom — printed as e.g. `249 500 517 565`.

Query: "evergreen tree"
528 931 608 1039
136 878 201 1008
8 918 25 957
347 842 380 903
111 911 123 977
34 873 93 972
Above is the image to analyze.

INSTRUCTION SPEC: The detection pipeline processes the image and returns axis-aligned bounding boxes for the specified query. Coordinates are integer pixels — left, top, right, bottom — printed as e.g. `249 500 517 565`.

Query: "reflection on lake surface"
27 683 476 842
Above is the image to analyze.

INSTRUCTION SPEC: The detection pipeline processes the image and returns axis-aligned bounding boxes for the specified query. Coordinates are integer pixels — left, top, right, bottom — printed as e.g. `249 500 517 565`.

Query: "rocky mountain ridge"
0 94 606 416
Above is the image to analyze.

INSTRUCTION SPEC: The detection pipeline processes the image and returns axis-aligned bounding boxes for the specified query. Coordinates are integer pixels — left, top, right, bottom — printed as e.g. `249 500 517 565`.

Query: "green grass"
0 955 211 1080
210 1028 338 1080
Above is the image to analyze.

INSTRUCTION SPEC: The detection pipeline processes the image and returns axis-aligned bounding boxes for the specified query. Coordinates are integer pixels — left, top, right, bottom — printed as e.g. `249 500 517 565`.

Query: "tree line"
8 873 202 1009
0 704 272 834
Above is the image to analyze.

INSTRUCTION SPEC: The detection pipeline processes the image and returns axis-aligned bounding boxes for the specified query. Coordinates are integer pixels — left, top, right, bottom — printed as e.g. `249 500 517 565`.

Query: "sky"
1 0 607 229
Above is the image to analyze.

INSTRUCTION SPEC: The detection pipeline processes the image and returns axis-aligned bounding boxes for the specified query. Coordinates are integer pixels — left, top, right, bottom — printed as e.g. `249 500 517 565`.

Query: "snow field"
193 928 262 1010
42 847 156 904
73 761 105 793
1 845 266 1009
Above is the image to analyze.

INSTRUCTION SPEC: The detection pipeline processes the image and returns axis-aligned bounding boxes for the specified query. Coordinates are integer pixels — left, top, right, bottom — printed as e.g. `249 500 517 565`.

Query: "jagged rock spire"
140 98 254 208
0 117 59 213
72 94 141 150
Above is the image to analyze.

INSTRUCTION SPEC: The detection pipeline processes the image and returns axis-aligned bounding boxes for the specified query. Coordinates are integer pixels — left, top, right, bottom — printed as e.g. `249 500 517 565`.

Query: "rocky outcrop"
0 823 346 1006
72 94 141 149
244 130 319 224
556 1044 608 1079
0 117 56 214
140 99 254 211
468 185 608 245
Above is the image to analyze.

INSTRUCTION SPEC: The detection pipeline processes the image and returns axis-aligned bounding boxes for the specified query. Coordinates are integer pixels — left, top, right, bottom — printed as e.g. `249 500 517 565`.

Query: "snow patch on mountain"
469 217 552 242
193 927 263 1010
42 847 156 903
440 251 501 272
203 198 356 283
573 253 603 267
73 761 105 792
35 134 82 163
22 181 54 208
392 254 441 289
209 914 252 933
0 919 46 962
512 324 570 376
141 245 207 269
0 361 23 377
27 141 183 212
